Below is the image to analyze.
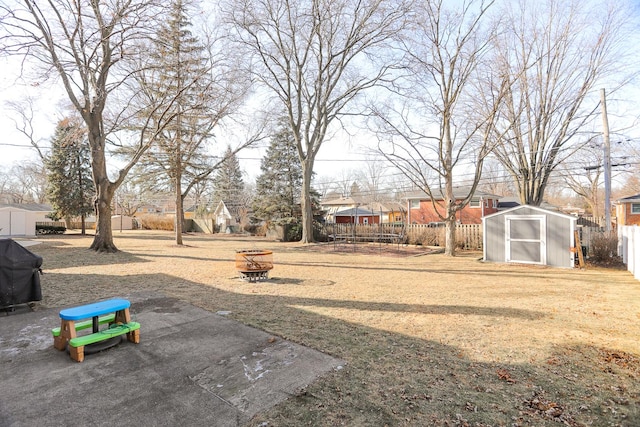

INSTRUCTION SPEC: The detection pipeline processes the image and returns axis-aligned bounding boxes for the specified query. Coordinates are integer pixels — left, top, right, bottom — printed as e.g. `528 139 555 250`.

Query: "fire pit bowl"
235 249 273 282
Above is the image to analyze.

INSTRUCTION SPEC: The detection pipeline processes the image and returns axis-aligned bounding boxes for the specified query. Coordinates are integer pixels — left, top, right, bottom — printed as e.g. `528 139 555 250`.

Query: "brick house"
406 189 500 225
616 193 640 226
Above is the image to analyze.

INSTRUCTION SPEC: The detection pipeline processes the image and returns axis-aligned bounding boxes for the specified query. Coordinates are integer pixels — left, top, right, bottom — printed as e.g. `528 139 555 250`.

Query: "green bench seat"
68 322 140 348
51 314 116 337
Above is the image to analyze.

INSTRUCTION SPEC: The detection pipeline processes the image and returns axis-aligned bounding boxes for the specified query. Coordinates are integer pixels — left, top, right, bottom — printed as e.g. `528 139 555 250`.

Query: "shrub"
139 215 174 231
408 228 442 246
590 231 618 262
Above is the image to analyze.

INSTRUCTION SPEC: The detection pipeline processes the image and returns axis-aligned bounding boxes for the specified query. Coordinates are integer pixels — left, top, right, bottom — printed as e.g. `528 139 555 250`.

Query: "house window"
410 200 420 209
632 203 640 214
469 199 480 208
484 199 489 208
493 199 497 208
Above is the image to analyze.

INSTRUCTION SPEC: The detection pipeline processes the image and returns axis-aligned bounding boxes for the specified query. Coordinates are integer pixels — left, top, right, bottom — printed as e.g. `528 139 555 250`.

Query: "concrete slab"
0 293 344 427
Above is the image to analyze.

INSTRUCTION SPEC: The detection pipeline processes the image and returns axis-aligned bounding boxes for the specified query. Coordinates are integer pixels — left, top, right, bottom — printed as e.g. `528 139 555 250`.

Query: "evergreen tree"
252 120 324 240
252 122 303 225
45 117 94 234
134 0 215 245
212 146 245 219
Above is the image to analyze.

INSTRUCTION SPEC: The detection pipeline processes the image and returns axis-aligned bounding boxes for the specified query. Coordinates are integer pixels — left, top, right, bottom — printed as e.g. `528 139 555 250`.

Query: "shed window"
410 200 420 209
632 203 640 214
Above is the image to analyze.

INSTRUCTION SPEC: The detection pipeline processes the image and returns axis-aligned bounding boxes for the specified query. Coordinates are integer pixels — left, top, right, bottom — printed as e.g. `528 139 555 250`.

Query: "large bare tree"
0 1 179 252
489 0 632 206
225 0 410 243
373 0 504 256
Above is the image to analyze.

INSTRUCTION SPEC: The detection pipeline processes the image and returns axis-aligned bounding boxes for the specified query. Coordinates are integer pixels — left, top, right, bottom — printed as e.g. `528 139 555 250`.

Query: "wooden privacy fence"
320 223 483 250
321 223 607 252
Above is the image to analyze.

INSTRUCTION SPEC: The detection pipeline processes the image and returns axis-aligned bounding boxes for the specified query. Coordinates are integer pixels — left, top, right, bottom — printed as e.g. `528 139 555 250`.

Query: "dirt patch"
294 242 439 257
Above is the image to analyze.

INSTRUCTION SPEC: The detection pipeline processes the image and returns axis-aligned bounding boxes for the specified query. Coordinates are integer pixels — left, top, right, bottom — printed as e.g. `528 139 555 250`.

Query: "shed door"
505 215 546 265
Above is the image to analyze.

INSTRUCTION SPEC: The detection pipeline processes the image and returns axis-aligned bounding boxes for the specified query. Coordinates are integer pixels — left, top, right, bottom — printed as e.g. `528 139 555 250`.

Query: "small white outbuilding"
0 204 53 237
482 205 577 268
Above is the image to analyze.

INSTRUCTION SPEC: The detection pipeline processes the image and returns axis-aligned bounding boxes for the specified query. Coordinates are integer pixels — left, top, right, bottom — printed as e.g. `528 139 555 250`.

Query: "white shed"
483 205 577 268
0 204 53 237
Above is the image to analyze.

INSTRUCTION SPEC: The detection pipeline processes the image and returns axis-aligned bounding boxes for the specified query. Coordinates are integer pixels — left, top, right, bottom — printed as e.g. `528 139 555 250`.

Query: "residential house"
321 197 406 224
320 197 359 223
406 188 500 225
134 204 161 216
213 200 244 233
616 193 640 226
334 207 380 224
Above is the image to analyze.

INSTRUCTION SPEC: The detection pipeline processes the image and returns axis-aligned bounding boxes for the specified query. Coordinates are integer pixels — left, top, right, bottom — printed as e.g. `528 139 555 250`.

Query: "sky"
0 52 372 184
1 1 639 195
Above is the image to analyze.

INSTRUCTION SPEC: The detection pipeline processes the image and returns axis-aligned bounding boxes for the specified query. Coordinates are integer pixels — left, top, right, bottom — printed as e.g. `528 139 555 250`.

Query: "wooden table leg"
69 345 85 362
53 319 76 351
115 308 140 344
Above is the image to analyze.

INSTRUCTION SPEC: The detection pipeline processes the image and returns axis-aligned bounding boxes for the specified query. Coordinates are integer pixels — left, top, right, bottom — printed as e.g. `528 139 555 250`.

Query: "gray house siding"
483 205 576 268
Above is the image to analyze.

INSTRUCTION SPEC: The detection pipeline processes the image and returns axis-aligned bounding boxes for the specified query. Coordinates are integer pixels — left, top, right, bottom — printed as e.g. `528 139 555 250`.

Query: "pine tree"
45 117 95 234
212 146 245 220
252 122 303 225
134 0 214 245
252 120 323 240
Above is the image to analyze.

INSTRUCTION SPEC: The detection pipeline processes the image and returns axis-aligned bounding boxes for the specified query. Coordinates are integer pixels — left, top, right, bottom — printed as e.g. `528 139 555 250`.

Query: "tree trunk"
87 123 118 253
175 173 184 245
299 161 314 243
89 178 117 252
444 195 457 257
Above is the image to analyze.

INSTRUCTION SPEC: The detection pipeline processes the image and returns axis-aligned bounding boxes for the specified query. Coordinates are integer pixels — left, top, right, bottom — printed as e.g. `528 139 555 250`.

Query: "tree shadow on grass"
34 270 640 426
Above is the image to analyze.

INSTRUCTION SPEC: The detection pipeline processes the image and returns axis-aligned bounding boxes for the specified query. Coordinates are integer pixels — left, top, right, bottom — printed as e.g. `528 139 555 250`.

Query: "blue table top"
59 298 130 321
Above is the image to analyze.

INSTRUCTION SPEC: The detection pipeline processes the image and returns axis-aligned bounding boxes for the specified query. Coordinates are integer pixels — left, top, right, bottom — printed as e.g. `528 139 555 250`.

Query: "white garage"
0 204 54 237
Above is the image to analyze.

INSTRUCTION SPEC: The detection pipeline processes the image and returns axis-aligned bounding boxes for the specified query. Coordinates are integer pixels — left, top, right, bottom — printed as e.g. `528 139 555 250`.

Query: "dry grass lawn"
25 230 640 426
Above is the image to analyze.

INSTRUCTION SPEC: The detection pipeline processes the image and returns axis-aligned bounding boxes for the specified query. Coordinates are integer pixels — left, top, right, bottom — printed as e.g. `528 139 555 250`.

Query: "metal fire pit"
235 249 274 282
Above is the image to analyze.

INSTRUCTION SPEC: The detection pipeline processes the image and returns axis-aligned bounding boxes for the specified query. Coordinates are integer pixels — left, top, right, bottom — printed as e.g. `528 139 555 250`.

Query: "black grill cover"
0 239 43 307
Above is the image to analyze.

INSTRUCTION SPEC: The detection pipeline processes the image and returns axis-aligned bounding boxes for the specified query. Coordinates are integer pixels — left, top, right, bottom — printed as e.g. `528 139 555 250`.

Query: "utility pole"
600 88 611 232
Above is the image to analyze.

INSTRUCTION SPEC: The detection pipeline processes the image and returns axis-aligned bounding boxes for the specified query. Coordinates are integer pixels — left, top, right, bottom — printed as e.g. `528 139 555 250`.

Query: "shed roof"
482 204 577 221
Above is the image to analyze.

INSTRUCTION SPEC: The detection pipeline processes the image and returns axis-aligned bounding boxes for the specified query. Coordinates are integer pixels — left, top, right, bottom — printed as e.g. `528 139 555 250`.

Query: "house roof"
334 207 379 217
0 203 53 212
617 193 640 203
320 196 360 206
405 187 500 201
482 204 578 221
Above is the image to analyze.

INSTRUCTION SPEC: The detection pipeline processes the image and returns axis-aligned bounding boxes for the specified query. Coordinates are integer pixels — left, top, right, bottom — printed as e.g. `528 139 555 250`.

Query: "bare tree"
0 162 46 204
0 1 180 252
373 0 503 256
225 0 410 243
355 155 389 204
5 97 48 161
489 0 632 206
478 159 516 197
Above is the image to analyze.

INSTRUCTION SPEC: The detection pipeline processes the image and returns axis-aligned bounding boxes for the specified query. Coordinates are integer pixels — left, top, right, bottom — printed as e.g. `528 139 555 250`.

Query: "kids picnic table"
52 298 140 362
